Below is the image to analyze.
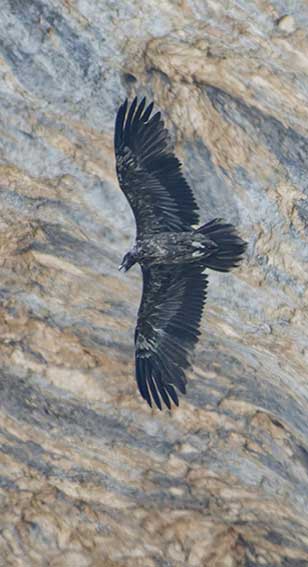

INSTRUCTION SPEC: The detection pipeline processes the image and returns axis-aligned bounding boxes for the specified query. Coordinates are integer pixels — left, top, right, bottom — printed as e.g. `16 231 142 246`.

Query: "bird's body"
114 96 246 409
127 232 217 267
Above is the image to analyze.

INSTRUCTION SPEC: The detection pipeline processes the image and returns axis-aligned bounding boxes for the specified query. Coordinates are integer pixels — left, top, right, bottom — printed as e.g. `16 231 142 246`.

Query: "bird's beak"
118 264 125 272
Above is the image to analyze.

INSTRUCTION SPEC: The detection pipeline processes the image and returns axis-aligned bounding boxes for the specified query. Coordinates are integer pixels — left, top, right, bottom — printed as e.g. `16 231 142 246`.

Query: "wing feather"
134 264 208 409
136 357 152 407
114 97 199 237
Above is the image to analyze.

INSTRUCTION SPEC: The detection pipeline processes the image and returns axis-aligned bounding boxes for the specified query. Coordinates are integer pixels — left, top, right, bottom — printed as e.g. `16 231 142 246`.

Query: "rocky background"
1 1 308 565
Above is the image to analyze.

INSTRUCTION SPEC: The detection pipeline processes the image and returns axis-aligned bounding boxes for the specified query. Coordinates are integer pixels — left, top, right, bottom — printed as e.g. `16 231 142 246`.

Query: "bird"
114 96 246 410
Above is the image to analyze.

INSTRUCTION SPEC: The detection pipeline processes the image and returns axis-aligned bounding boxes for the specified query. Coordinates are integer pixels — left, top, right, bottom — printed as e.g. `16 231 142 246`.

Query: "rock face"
0 1 308 565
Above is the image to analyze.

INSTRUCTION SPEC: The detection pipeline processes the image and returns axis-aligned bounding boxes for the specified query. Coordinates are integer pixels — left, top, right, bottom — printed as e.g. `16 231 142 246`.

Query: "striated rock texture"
0 1 308 565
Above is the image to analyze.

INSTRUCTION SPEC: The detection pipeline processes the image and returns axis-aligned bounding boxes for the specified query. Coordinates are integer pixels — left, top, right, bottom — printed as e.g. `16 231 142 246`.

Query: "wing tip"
115 96 156 150
136 354 184 410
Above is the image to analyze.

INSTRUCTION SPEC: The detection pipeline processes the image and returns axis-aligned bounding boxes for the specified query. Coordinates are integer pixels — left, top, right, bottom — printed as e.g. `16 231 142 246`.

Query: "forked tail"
195 218 247 272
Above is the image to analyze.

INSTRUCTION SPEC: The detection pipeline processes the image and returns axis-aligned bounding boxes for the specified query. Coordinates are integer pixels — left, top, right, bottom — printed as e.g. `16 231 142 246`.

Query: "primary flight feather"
114 96 246 410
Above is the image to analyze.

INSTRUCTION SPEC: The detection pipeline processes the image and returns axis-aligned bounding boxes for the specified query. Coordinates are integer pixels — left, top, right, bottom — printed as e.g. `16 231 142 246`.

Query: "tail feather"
195 218 247 272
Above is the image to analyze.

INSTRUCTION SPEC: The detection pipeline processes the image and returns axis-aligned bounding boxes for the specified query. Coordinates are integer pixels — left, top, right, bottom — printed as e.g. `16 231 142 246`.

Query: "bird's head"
119 251 136 272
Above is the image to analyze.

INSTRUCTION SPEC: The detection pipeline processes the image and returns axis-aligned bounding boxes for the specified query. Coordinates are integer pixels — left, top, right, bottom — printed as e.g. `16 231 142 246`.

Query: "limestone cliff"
0 1 308 565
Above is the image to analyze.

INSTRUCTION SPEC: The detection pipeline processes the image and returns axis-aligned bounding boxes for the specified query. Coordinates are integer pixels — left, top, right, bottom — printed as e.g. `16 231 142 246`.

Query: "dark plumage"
114 96 246 410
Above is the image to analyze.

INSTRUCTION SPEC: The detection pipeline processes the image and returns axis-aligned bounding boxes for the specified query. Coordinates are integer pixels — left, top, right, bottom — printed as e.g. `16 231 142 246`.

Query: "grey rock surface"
0 1 308 565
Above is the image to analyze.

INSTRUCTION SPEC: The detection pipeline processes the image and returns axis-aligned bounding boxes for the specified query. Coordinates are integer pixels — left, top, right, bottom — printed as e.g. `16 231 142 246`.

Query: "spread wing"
114 97 199 237
135 264 208 409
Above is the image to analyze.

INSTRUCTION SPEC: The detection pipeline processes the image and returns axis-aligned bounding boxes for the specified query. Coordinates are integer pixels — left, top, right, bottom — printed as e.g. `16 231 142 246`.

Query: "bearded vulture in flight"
114 96 246 410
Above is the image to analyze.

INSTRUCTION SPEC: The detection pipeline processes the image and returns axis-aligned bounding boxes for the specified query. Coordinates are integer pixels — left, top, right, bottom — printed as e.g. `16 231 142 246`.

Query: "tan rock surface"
0 1 308 565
